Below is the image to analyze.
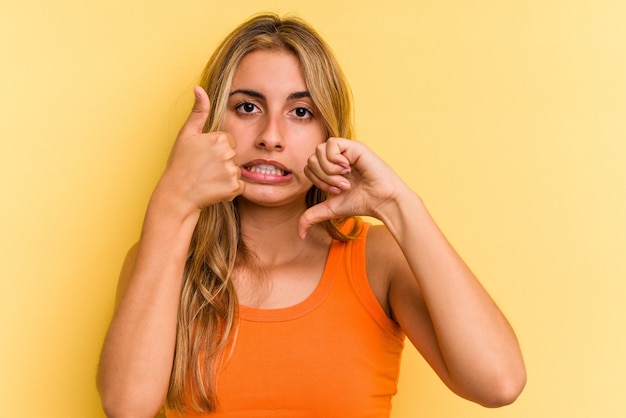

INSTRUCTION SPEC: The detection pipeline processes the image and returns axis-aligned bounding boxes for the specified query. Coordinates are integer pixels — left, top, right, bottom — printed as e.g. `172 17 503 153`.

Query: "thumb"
179 86 211 138
297 202 336 239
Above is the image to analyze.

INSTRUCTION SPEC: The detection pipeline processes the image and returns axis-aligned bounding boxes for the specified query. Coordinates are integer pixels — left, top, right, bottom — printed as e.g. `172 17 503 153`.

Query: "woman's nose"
255 114 284 151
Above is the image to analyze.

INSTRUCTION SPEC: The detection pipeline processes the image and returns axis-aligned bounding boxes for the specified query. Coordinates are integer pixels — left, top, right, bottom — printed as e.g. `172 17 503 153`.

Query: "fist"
298 138 405 238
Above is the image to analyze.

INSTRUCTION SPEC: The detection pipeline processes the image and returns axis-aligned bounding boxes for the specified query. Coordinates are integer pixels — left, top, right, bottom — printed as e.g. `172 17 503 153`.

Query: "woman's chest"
213 309 403 417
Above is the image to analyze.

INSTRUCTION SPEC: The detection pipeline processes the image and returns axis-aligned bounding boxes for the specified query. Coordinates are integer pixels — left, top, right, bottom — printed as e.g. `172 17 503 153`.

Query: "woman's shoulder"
363 223 403 318
365 223 400 261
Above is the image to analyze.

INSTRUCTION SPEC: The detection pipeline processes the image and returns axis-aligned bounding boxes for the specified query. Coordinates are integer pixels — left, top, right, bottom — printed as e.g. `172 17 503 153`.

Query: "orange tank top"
167 222 405 418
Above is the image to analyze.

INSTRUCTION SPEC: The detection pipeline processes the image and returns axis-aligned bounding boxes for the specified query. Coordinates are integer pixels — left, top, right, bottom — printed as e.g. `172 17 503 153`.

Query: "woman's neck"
233 198 333 308
236 198 329 266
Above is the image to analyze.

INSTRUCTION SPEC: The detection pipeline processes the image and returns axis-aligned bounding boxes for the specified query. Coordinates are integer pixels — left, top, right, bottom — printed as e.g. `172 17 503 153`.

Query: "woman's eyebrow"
229 89 311 100
229 89 264 99
287 91 311 100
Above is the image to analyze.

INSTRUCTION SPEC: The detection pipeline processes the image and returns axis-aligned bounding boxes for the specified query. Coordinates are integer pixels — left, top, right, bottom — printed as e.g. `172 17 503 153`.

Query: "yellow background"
1 0 625 417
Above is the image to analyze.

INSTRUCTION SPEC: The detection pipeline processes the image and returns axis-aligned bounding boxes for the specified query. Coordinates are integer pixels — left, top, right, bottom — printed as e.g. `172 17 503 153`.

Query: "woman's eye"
292 107 312 119
236 102 258 114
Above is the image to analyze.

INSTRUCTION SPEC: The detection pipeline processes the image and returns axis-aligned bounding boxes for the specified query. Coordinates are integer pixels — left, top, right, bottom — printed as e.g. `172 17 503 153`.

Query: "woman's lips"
241 160 292 183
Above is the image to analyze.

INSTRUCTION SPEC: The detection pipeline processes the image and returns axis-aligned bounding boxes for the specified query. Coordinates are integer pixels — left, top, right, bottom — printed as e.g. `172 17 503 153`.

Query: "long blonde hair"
167 13 359 413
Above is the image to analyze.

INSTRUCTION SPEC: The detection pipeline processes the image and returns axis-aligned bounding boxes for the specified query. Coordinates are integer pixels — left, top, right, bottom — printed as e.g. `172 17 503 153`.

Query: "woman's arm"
300 138 526 407
97 203 199 418
97 87 244 418
372 194 526 406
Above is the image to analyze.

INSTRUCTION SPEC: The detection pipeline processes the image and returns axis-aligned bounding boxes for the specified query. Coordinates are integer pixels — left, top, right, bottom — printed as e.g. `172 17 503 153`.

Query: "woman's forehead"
231 50 307 96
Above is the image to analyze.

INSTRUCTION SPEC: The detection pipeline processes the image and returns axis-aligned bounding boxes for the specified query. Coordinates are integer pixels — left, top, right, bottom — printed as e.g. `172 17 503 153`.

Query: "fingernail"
338 180 350 190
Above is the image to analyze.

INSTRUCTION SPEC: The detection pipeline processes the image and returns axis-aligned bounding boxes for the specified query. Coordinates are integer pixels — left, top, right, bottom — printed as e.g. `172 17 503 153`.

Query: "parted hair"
167 13 360 413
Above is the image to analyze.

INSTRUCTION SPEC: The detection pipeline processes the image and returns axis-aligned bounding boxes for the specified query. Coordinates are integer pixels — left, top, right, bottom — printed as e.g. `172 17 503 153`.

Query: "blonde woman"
97 13 526 418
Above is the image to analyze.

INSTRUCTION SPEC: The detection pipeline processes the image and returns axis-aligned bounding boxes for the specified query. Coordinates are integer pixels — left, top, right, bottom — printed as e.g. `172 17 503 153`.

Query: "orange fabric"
167 222 405 417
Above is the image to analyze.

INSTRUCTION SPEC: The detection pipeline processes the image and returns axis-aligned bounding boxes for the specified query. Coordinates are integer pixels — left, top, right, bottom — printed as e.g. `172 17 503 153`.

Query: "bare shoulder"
365 224 402 269
366 225 407 280
364 224 409 318
114 242 140 307
366 224 426 322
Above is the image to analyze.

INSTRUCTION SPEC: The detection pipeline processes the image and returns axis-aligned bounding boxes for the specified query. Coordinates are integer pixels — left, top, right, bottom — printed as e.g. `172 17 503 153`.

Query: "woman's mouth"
241 161 292 183
245 163 287 176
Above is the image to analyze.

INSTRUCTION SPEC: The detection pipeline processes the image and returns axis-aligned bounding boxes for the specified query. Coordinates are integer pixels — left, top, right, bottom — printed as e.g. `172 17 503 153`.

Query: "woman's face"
224 49 326 209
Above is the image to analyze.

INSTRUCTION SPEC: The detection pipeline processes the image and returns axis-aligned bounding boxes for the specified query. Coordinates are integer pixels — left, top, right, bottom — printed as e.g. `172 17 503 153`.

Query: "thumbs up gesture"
154 86 245 216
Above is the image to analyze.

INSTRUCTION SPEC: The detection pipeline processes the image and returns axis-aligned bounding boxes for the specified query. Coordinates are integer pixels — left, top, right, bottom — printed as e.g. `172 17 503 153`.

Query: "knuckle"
223 148 237 161
207 131 224 145
327 137 339 146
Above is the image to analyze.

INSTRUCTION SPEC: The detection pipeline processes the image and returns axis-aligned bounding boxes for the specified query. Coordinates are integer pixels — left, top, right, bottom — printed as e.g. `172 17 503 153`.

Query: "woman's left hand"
298 137 408 238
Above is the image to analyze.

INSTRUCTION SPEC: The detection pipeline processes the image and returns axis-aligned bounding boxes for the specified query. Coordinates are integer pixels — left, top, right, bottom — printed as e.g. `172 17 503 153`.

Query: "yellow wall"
1 1 624 416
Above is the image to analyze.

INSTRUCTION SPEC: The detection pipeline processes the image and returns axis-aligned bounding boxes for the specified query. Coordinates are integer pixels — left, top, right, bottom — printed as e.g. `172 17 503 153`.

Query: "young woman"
97 13 526 418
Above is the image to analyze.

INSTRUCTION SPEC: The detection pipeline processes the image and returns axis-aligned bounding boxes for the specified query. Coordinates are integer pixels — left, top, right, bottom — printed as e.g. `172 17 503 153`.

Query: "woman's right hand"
154 86 245 216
